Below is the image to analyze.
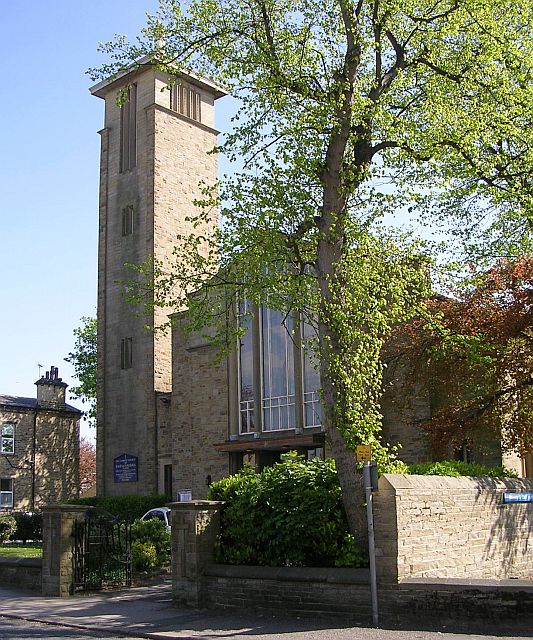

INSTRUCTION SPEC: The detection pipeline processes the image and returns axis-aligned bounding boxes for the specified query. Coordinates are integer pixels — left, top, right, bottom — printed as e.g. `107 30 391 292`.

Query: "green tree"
91 0 530 536
65 316 97 424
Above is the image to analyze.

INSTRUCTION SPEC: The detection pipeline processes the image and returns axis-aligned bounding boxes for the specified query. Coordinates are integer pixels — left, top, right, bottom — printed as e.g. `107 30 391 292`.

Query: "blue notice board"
114 454 138 483
502 492 533 504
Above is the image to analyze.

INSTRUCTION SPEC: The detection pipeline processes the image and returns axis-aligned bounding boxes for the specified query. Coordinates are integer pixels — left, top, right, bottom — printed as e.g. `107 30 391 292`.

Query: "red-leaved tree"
79 437 96 495
394 258 533 458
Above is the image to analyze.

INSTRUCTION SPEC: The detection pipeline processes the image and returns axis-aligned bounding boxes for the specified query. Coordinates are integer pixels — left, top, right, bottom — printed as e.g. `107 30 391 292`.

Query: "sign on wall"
503 492 533 504
113 454 138 483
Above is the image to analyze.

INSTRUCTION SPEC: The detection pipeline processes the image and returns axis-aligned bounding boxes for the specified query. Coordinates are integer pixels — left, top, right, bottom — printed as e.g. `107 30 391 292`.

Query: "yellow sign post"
356 445 372 462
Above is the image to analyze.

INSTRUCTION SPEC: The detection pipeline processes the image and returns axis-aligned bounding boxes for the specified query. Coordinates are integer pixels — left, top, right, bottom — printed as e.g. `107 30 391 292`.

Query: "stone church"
90 62 529 500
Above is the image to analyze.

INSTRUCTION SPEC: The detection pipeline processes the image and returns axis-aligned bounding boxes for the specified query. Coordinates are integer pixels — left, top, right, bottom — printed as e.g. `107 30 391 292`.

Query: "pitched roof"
0 394 82 414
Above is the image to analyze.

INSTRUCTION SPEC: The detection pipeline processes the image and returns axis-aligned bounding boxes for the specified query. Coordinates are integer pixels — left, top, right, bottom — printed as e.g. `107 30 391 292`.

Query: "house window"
0 424 14 454
121 337 133 370
170 82 201 122
119 84 137 172
122 205 134 236
0 479 13 508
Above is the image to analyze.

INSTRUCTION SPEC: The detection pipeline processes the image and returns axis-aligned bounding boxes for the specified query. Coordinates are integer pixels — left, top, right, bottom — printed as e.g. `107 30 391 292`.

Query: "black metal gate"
72 508 132 592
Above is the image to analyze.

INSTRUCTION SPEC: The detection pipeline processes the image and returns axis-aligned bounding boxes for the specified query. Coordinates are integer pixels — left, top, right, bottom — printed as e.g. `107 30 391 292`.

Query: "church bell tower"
90 61 226 496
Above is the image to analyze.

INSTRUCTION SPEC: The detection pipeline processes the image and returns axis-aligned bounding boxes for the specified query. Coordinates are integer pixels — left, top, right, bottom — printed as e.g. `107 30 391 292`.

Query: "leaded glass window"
239 300 255 433
261 307 296 431
302 321 323 428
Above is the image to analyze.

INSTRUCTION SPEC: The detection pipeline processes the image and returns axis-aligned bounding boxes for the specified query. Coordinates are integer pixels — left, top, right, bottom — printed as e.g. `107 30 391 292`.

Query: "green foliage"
91 0 532 533
131 540 158 573
67 495 170 521
65 316 97 424
208 457 367 567
0 515 17 544
9 512 42 543
130 518 170 567
407 460 518 478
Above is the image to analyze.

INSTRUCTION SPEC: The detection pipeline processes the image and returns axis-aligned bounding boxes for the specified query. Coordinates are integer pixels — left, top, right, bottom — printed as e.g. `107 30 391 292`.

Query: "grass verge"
0 543 42 558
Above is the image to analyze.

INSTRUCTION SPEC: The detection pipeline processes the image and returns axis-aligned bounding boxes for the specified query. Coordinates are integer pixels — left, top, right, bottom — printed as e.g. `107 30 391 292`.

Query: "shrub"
9 512 42 543
407 460 518 478
131 541 158 572
130 518 170 567
0 515 17 544
208 456 367 568
67 494 170 521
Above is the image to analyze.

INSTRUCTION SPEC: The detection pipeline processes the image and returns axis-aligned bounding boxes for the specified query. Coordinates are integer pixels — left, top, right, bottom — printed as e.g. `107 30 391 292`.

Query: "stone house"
91 62 529 500
0 367 81 511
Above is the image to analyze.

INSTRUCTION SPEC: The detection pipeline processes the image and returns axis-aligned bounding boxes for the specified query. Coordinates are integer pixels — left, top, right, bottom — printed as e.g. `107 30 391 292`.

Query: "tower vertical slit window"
122 205 134 236
121 337 133 370
119 84 137 172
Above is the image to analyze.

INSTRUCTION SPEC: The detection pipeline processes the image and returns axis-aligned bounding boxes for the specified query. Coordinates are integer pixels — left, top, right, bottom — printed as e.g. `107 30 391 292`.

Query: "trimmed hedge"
67 495 170 521
9 512 42 543
407 460 518 478
208 456 367 568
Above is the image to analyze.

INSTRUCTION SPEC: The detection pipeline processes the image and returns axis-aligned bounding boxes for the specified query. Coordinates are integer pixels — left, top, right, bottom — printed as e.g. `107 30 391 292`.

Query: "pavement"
0 581 531 640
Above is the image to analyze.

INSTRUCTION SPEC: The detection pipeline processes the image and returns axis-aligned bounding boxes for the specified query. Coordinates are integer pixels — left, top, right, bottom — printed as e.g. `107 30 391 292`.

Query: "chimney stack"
35 365 67 408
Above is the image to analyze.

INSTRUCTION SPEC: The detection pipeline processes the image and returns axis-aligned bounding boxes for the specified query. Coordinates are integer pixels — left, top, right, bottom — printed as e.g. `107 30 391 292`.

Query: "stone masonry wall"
0 408 78 510
374 474 533 581
171 323 230 499
0 557 42 591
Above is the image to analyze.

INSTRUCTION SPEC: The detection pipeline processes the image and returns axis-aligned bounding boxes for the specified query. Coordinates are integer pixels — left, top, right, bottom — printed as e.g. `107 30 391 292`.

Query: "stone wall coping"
168 500 224 510
399 577 533 593
42 504 89 513
0 556 42 568
205 564 370 585
380 474 533 491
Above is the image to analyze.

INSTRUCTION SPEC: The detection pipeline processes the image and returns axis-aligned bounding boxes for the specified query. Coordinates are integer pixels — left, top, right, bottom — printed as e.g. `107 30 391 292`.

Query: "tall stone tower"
90 61 226 496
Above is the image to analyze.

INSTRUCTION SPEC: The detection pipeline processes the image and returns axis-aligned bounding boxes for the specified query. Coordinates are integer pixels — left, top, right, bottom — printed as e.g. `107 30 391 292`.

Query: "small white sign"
177 489 192 502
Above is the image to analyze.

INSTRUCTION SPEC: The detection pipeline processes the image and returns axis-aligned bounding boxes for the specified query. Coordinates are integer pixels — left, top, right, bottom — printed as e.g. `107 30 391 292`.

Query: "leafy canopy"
91 0 531 532
65 316 97 424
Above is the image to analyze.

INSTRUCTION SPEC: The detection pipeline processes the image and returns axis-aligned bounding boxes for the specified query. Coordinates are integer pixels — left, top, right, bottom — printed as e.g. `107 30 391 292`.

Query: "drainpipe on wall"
31 409 37 513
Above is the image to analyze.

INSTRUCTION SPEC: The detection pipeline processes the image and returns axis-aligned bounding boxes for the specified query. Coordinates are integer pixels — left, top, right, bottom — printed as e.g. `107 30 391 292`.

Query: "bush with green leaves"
67 495 170 521
208 456 367 568
0 515 17 544
130 518 170 569
9 512 42 543
407 460 518 478
131 540 158 572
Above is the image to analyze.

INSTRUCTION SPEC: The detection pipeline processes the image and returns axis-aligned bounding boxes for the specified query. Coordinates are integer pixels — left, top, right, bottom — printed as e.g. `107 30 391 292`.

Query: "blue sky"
0 1 234 438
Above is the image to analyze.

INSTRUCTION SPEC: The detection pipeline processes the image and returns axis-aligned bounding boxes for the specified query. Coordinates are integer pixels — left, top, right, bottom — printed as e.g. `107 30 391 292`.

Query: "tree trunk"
326 422 368 542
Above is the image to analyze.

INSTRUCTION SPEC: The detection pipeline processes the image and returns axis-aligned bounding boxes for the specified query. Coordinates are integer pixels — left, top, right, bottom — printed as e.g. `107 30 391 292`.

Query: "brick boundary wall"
0 557 42 591
373 474 533 581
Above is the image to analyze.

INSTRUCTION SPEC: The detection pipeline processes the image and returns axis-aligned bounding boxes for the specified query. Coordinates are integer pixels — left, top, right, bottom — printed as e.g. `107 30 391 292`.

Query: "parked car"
139 507 171 532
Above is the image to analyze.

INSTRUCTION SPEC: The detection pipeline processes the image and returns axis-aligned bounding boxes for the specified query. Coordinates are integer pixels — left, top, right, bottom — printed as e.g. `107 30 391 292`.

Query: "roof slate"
0 395 82 414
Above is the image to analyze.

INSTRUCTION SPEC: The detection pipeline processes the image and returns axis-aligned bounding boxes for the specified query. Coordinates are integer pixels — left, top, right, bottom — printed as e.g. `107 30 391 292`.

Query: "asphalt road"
1 616 531 640
0 617 137 639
